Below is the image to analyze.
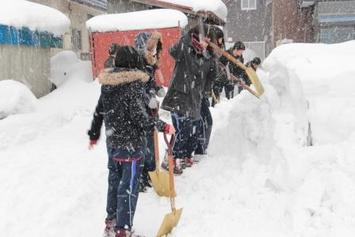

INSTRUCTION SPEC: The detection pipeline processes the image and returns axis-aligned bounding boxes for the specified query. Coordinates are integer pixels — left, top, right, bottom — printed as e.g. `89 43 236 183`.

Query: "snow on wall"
0 0 70 36
158 0 228 21
86 9 188 32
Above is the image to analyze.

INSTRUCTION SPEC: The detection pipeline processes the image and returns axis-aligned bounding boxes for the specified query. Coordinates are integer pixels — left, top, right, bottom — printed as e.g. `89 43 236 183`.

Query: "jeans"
106 146 144 230
171 112 199 159
195 97 213 154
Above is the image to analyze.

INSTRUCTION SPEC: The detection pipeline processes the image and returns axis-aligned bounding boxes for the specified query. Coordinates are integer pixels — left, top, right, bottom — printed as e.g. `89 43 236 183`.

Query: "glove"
156 87 166 97
148 97 159 109
163 124 176 135
88 140 97 150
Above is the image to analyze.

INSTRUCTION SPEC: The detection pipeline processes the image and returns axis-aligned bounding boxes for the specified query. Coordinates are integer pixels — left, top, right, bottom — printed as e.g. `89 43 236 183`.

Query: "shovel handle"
153 129 160 165
218 62 260 99
208 41 247 70
163 134 178 210
163 134 175 155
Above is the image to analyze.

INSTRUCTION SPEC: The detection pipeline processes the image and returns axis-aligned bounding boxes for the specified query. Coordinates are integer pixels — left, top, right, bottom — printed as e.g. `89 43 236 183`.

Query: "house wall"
222 0 271 59
272 0 314 47
29 0 105 58
315 0 355 43
0 45 51 98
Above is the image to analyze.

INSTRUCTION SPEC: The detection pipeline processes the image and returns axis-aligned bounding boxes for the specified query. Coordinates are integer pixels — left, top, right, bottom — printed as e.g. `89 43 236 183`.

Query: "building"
29 0 107 59
0 1 70 97
313 0 355 43
223 0 314 59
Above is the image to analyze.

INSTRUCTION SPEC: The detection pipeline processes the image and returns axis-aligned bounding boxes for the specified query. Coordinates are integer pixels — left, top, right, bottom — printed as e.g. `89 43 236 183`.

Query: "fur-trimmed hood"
98 68 149 86
135 31 163 67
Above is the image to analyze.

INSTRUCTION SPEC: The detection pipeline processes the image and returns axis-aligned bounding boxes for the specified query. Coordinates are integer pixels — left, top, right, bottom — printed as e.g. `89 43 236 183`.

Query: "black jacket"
242 62 254 86
220 50 245 85
88 68 165 151
161 33 217 119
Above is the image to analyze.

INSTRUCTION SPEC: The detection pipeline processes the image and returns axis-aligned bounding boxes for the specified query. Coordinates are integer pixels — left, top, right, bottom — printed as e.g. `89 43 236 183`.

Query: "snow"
86 9 188 32
157 0 228 21
50 51 82 87
0 80 38 120
0 0 70 35
1 39 355 237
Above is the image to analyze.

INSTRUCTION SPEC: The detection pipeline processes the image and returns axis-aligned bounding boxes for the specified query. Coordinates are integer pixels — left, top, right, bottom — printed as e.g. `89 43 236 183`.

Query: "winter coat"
161 33 217 119
88 68 166 151
220 49 245 85
242 62 254 86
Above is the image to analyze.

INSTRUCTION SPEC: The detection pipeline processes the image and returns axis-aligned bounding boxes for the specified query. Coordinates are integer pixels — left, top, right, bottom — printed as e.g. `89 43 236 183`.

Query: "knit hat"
114 45 144 70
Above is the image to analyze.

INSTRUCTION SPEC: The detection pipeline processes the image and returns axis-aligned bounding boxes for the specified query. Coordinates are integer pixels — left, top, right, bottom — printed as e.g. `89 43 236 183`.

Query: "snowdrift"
0 80 38 119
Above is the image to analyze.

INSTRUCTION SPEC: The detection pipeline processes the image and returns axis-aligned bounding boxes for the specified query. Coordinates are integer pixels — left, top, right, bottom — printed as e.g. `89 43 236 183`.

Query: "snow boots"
161 157 183 175
115 229 145 237
104 219 116 237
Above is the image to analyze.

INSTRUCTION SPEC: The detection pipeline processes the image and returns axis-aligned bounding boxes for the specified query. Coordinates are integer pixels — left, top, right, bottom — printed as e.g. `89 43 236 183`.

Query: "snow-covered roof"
133 0 228 22
86 9 188 32
0 0 70 36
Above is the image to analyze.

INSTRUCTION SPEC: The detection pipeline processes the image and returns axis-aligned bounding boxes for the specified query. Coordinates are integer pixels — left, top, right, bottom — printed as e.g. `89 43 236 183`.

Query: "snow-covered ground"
1 41 355 237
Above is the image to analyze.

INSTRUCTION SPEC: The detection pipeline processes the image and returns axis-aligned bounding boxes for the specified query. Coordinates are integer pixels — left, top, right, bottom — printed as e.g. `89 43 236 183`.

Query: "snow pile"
0 80 37 119
50 51 82 87
86 9 188 32
158 0 228 21
0 0 70 35
263 40 355 144
0 51 98 151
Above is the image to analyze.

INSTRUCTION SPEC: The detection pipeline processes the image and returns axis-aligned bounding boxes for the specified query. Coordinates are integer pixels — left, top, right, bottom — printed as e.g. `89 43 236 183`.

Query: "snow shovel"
218 62 261 99
148 129 172 197
156 134 183 237
208 41 265 97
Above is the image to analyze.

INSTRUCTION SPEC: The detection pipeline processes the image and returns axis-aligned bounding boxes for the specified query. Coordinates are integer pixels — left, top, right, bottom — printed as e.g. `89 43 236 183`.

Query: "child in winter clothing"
239 57 261 92
161 24 218 174
134 31 166 192
220 41 246 97
88 45 174 237
195 25 224 159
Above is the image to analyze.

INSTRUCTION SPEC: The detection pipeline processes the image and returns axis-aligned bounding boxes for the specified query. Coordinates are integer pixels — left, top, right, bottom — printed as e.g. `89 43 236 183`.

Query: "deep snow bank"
0 52 100 151
0 80 38 119
263 41 355 144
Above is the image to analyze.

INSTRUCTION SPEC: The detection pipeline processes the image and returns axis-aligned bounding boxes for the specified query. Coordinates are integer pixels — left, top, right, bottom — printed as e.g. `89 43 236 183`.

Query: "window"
241 0 257 10
320 27 355 44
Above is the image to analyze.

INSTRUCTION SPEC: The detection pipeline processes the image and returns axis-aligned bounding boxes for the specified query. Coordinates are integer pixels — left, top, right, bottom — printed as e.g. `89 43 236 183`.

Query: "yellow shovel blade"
245 67 264 96
156 208 183 237
149 170 175 198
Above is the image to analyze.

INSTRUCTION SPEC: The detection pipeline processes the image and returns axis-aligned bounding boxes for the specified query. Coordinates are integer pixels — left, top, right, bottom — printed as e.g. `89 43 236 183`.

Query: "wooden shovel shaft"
153 129 160 165
208 41 247 70
218 62 260 99
164 134 177 211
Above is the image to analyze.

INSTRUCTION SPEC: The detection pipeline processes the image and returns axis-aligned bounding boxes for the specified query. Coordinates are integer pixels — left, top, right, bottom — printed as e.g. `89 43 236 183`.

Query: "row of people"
88 24 261 237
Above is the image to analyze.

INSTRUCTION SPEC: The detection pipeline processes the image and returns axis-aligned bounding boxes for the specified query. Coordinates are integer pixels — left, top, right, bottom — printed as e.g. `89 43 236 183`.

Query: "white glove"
148 97 159 109
156 87 166 97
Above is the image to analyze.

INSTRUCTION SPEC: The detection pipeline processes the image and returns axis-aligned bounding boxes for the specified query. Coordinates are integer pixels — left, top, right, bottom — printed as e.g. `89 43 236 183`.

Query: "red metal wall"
89 27 182 87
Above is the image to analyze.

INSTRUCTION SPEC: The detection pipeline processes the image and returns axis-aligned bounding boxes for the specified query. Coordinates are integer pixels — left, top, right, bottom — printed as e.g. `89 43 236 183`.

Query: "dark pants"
144 131 155 172
171 112 199 159
212 84 223 107
195 98 213 154
106 147 144 230
224 84 235 99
